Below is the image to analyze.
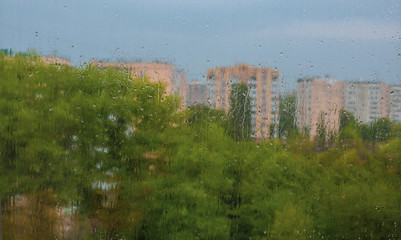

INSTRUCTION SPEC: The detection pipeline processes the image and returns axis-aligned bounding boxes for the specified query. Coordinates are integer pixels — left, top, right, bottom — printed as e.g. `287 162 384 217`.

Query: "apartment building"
296 77 344 140
187 81 207 106
207 63 280 139
41 56 72 66
390 85 401 123
343 81 390 123
90 61 188 108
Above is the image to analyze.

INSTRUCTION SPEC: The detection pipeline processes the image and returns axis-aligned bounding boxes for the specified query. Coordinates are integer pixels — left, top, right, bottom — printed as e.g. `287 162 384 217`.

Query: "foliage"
0 54 178 239
186 104 226 142
278 94 298 139
358 118 393 142
371 118 393 141
227 83 252 141
340 110 395 144
314 112 327 151
1 56 401 239
339 110 361 141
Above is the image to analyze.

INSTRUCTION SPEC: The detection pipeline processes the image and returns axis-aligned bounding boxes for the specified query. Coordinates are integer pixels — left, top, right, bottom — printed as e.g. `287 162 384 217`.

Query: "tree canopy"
1 55 401 240
278 93 298 139
227 83 252 141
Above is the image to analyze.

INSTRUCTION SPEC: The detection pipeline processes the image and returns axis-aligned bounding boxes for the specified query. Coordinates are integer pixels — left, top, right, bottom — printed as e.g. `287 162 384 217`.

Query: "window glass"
0 0 400 239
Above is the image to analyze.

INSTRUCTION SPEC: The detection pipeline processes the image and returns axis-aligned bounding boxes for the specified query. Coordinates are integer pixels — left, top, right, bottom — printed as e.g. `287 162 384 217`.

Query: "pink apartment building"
207 63 280 139
296 77 344 140
90 61 188 108
40 56 72 66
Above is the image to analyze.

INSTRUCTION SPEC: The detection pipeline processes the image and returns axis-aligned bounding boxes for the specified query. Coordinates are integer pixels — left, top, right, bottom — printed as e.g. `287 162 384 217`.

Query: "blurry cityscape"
1 49 401 239
34 53 401 141
1 0 400 238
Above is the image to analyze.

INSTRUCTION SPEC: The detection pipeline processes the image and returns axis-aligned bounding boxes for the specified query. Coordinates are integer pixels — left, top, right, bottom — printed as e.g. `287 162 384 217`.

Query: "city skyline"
1 0 400 90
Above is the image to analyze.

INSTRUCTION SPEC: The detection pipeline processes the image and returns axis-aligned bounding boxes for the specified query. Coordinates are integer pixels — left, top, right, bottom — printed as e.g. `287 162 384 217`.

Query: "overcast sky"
1 0 400 89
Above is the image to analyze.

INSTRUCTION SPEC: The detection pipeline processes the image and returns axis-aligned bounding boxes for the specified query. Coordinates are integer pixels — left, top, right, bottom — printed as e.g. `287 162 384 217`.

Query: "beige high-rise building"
207 63 280 139
90 61 188 108
296 77 344 140
343 81 390 123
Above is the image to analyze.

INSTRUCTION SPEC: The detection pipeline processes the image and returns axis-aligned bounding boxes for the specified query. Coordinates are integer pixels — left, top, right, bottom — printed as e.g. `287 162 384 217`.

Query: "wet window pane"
0 1 400 239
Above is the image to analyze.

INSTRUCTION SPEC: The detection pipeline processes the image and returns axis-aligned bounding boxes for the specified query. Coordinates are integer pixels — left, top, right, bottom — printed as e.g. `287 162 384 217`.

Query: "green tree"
0 55 80 239
0 55 180 239
227 83 252 141
2 54 401 240
270 203 312 239
360 118 393 142
339 110 358 130
371 118 393 142
314 112 326 151
278 94 298 139
186 104 226 142
339 110 361 142
360 123 373 141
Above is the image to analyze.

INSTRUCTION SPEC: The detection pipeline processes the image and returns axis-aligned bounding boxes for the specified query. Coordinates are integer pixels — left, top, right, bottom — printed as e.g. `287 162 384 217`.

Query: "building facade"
187 81 207 106
41 56 72 66
90 61 188 108
296 77 344 140
207 63 280 139
343 81 390 123
390 85 401 123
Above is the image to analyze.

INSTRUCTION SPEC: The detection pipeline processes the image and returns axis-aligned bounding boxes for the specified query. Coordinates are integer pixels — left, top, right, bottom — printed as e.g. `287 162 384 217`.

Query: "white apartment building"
187 81 207 106
390 85 401 123
343 81 390 123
